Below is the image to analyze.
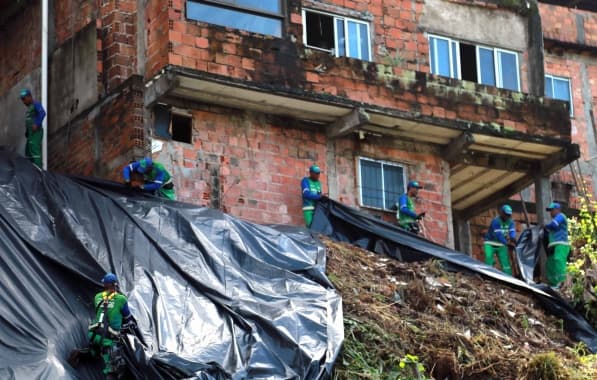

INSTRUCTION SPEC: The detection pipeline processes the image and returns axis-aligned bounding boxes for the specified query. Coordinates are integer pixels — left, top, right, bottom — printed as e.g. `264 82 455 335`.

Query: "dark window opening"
305 11 334 51
459 43 477 82
171 114 193 144
153 105 193 144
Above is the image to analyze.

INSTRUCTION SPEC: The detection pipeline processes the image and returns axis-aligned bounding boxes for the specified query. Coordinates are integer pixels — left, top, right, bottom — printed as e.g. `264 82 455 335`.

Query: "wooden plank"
453 172 526 210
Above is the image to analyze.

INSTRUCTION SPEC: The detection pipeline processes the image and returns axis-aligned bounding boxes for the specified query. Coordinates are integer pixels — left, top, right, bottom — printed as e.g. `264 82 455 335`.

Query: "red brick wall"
540 3 597 47
154 0 569 140
54 0 97 45
49 76 145 179
0 3 41 94
99 0 138 91
332 137 452 245
151 104 451 243
152 106 327 225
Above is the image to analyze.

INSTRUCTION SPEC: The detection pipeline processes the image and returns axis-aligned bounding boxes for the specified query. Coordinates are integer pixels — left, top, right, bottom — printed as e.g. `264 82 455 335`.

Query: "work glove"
416 212 426 220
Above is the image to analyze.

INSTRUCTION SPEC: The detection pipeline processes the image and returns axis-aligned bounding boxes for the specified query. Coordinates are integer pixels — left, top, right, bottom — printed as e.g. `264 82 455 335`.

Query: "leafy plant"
566 197 597 327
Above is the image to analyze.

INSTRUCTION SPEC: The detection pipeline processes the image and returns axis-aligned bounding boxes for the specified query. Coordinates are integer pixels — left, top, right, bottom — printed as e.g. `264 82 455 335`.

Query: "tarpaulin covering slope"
311 198 597 352
0 151 343 379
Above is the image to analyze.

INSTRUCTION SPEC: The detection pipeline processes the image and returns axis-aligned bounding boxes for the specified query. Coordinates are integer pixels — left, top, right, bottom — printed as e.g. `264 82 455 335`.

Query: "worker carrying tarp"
122 158 176 200
397 180 426 234
484 204 517 275
87 273 136 379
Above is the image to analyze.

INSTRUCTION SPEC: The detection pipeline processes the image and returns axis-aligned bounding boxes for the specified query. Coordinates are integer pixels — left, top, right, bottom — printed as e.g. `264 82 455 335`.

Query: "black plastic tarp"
311 198 597 352
0 151 343 379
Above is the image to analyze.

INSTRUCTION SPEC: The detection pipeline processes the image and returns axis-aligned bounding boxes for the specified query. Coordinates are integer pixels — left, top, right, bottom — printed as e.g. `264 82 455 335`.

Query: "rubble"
324 237 597 379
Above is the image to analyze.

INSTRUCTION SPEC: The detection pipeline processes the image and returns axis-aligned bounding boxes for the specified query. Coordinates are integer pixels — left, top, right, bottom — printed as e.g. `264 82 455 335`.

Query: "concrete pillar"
534 175 551 282
454 217 472 255
534 175 551 225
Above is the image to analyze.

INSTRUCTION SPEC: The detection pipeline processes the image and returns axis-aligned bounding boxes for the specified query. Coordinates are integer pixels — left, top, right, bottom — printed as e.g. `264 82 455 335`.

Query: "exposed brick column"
99 0 137 92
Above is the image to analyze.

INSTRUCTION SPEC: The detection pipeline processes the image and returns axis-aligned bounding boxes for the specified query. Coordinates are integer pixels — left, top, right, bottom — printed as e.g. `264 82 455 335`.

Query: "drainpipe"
41 0 48 170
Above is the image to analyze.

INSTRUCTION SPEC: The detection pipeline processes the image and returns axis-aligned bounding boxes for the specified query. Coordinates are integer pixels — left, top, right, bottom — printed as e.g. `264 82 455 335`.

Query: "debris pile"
324 237 597 379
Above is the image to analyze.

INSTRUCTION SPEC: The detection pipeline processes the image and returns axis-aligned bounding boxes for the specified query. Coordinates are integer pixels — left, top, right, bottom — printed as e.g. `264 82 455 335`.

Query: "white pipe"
41 0 48 170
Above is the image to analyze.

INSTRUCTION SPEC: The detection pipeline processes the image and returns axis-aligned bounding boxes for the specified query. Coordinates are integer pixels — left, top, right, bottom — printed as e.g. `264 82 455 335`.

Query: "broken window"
303 9 371 61
428 34 520 91
186 1 283 37
545 74 573 116
359 157 405 210
153 105 193 144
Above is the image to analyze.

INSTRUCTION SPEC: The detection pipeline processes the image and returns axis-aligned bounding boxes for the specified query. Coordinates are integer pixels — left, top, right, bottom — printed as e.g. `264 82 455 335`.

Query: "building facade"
1 0 592 258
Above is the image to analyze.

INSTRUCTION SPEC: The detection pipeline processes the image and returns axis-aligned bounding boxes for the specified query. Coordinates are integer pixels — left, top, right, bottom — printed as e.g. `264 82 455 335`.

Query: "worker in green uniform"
301 165 324 228
544 202 571 288
20 89 46 168
123 158 176 200
484 204 516 275
397 180 426 233
88 273 134 378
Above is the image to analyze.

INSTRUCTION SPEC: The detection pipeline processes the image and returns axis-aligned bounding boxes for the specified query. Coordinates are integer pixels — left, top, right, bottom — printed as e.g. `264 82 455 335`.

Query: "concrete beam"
539 144 581 175
443 132 475 163
326 108 370 138
144 71 178 107
455 175 535 220
454 151 537 172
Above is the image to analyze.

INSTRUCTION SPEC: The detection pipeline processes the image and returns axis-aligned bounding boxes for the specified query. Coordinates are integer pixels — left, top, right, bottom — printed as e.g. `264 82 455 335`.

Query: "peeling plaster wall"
420 0 529 51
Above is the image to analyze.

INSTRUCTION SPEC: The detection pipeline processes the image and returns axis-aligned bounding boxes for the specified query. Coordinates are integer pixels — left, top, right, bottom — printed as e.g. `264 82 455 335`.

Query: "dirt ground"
324 237 597 380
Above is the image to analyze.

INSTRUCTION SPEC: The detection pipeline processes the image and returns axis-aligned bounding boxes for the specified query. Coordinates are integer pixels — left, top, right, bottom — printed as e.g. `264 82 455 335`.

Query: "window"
358 157 405 210
545 75 573 116
428 35 520 91
154 105 193 144
303 9 371 61
186 1 283 37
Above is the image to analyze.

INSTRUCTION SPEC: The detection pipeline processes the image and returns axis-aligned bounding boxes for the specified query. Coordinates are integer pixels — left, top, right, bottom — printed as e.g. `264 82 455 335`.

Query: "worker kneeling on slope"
87 273 136 379
123 158 176 200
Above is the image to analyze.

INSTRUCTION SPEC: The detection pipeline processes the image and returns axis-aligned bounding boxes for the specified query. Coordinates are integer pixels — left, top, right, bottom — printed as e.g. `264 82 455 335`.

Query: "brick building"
0 0 593 258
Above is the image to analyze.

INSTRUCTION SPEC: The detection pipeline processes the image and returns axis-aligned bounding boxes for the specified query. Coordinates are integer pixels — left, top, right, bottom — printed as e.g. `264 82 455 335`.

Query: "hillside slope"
324 237 597 380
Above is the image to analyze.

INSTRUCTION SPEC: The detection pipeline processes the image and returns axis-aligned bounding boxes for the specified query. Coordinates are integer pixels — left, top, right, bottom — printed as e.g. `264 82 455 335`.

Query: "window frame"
302 8 372 61
545 74 574 116
428 34 520 91
186 0 285 37
428 34 461 79
357 156 406 211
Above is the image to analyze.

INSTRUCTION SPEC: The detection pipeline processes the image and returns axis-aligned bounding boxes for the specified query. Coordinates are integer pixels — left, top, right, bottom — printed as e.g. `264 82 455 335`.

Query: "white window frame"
428 34 461 79
495 48 521 91
429 34 520 91
475 45 520 91
302 8 372 61
357 157 406 211
545 74 574 116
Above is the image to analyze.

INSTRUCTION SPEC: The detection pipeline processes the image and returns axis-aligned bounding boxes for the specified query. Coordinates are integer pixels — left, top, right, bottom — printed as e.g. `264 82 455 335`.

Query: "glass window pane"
382 165 404 210
359 23 370 61
545 77 554 98
336 19 345 56
347 21 359 59
234 0 281 14
187 2 282 37
450 41 459 78
430 37 451 77
478 47 496 86
305 12 334 50
360 160 383 208
498 51 519 91
553 78 571 102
